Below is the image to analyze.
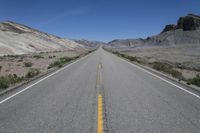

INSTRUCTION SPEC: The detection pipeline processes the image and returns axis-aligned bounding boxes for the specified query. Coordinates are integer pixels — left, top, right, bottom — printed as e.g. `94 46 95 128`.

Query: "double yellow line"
98 94 103 133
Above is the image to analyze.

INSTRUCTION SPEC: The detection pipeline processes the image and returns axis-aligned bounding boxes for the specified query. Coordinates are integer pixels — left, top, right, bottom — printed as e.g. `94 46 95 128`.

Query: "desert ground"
118 45 200 79
0 50 87 77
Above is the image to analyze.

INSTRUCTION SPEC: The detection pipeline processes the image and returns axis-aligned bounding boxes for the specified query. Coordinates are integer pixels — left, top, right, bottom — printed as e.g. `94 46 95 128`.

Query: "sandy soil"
120 45 200 79
0 50 87 77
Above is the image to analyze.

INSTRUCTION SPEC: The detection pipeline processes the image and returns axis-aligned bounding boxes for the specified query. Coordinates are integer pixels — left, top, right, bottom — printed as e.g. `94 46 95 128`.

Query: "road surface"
0 48 200 133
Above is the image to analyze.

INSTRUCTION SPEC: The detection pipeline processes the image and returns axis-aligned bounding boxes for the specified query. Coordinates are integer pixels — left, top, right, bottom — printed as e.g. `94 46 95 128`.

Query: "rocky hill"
74 39 106 48
108 39 145 47
162 14 200 32
108 14 200 47
0 21 85 56
177 14 200 31
106 14 200 75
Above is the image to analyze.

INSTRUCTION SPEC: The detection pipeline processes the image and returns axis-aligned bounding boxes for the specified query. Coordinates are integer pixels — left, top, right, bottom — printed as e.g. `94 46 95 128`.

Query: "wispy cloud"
37 7 90 28
66 7 90 16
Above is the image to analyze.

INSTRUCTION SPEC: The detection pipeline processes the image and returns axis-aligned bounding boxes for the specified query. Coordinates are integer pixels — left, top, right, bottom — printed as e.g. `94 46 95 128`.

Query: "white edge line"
108 51 200 99
0 53 92 104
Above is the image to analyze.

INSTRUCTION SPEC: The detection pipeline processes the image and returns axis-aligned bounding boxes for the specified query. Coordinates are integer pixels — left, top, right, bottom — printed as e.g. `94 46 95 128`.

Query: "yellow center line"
98 94 103 133
97 63 103 85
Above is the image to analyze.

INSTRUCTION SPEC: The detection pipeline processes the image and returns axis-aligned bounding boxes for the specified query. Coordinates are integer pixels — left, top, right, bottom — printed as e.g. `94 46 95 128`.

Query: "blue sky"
0 0 200 42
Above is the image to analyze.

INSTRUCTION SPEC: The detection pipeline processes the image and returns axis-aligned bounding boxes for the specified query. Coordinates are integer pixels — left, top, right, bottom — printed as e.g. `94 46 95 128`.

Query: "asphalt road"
0 48 200 133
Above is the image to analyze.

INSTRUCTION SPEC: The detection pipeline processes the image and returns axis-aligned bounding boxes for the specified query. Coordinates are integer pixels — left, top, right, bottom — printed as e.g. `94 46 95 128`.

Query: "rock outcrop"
177 14 200 31
0 21 85 55
162 24 177 33
162 14 200 33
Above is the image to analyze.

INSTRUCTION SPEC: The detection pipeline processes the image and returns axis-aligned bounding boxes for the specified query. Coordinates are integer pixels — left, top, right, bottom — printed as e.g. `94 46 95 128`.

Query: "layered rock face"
0 21 85 55
177 14 200 31
162 14 200 32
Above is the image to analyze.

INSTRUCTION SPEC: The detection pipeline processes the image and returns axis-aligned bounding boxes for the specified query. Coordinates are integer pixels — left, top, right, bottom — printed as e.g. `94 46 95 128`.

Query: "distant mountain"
108 39 145 47
74 39 106 48
108 14 200 47
0 21 85 56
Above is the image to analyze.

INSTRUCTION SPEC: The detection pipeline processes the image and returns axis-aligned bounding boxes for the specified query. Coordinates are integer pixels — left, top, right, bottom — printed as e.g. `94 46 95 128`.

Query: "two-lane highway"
0 48 200 133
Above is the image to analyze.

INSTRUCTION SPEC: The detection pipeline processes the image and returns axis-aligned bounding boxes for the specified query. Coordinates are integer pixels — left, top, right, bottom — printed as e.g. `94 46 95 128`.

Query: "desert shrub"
59 57 72 62
48 55 56 59
24 62 33 67
112 51 121 55
58 64 63 68
0 74 24 89
6 55 20 58
152 62 183 79
111 50 145 64
48 61 60 69
0 69 41 89
48 56 73 69
33 55 43 59
25 68 40 79
18 59 23 62
72 55 80 60
0 76 9 89
170 69 183 79
88 50 92 53
116 52 141 63
153 62 173 73
187 74 200 87
124 55 138 62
